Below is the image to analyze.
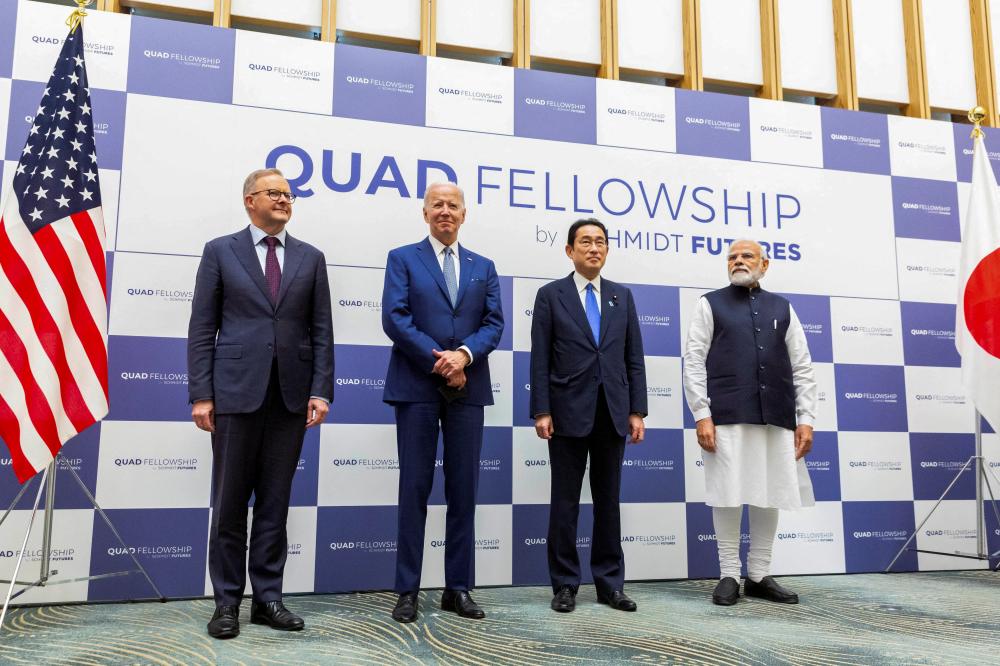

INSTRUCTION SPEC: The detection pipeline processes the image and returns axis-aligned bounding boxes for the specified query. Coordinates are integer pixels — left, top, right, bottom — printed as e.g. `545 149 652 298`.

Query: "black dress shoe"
392 592 418 623
744 576 799 604
441 590 486 619
597 590 637 612
551 585 576 613
207 605 240 639
250 600 305 631
712 577 740 606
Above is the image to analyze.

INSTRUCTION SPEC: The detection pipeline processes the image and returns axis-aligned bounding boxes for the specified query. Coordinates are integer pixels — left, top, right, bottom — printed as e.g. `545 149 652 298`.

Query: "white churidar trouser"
705 424 814 581
712 505 779 582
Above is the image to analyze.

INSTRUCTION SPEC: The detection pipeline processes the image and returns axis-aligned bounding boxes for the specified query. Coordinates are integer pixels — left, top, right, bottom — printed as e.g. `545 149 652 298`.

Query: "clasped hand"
432 349 469 388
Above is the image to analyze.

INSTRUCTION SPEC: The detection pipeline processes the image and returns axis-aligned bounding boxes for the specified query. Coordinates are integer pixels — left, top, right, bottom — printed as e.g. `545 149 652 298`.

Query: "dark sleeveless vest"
703 285 796 430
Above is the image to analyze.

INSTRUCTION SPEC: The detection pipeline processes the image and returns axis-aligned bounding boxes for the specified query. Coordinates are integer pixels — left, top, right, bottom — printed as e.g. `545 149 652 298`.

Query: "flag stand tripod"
0 455 166 632
885 412 1000 572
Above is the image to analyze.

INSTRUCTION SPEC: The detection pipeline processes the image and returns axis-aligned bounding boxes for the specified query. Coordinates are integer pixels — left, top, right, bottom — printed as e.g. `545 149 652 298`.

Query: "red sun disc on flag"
964 247 1000 359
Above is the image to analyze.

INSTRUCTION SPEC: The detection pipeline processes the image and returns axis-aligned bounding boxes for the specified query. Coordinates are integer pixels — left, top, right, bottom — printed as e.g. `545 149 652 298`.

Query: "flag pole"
66 0 93 35
0 456 167 635
970 106 987 562
0 468 49 630
975 410 985 557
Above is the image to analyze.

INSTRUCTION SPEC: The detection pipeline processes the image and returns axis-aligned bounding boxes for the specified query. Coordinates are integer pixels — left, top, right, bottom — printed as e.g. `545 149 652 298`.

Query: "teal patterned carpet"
1 571 998 665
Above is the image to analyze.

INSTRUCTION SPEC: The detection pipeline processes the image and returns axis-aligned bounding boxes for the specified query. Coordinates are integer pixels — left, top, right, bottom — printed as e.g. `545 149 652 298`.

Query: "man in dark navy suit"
381 182 504 623
188 168 334 639
530 218 647 614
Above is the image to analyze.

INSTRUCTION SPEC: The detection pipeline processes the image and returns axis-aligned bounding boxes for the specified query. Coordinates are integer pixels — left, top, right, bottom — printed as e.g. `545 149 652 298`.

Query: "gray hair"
729 238 769 260
423 182 465 208
243 168 284 198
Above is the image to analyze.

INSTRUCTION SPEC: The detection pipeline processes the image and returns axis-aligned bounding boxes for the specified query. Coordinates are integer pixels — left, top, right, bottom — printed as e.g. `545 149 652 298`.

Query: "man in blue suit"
530 218 647 613
382 182 504 623
188 168 334 639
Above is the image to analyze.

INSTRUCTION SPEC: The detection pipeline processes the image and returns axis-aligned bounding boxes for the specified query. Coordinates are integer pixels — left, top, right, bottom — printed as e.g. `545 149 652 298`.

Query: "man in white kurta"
683 239 817 606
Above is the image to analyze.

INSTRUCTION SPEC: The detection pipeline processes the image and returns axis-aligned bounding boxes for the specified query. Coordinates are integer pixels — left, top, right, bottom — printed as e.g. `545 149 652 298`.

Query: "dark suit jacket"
530 273 647 438
187 226 334 414
381 238 504 405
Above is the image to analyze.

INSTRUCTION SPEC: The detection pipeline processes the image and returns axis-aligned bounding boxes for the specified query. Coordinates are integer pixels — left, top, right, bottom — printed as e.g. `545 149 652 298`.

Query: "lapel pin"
608 294 618 308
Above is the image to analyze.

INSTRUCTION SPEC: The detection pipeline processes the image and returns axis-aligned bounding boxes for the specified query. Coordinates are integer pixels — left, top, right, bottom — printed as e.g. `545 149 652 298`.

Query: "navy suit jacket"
187 226 334 414
381 238 504 405
529 274 647 438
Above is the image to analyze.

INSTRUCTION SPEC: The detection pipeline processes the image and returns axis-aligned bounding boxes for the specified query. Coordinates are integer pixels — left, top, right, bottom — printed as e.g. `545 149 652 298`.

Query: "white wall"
853 0 910 104
778 0 837 95
530 0 602 65
701 0 763 85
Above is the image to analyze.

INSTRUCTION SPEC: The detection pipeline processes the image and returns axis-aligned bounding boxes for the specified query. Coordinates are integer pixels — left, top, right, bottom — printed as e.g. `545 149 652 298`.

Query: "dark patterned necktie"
264 236 281 303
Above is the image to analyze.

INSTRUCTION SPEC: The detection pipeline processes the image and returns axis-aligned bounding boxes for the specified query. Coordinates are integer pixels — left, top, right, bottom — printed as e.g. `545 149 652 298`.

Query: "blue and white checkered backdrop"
1 0 999 604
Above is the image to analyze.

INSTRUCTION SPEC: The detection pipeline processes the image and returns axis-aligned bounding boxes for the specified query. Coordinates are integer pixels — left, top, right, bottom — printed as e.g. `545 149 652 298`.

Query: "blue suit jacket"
381 238 504 405
529 274 647 438
187 226 334 414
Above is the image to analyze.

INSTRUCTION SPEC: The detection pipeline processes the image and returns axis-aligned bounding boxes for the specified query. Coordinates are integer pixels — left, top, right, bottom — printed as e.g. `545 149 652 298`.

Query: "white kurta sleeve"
785 305 818 427
683 297 714 422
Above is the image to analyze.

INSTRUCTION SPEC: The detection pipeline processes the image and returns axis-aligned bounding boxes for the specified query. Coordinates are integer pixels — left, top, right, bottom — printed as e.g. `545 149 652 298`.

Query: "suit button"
274 316 280 321
760 384 766 390
755 327 761 332
753 311 759 316
759 364 765 370
758 345 764 350
751 296 756 301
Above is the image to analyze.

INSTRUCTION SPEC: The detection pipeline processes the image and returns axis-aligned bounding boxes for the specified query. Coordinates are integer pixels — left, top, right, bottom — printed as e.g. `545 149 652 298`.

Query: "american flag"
0 24 108 483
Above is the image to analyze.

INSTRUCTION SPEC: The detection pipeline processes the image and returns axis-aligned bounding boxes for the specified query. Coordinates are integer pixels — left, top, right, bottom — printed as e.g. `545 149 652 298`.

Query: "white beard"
729 269 760 287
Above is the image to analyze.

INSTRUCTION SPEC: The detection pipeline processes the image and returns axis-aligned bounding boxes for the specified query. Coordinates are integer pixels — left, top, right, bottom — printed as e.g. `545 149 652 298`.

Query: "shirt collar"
573 272 600 295
249 224 287 247
427 234 459 258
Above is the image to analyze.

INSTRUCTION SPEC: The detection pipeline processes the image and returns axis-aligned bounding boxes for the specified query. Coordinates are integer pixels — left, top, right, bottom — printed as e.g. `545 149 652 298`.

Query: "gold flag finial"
969 105 987 139
66 0 94 35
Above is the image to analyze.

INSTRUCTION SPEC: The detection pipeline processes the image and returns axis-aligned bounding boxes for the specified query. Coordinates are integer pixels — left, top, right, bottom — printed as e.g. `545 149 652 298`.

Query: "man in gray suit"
188 168 334 639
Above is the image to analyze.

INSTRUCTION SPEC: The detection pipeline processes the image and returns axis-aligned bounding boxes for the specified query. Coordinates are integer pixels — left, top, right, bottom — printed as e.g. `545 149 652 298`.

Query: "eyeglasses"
250 189 297 203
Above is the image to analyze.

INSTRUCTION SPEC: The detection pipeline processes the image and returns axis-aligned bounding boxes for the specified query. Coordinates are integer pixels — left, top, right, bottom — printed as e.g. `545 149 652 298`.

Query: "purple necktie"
264 236 281 303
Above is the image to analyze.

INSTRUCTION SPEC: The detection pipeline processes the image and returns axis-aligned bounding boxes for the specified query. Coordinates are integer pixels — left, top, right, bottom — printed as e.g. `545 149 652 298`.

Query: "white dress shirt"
249 224 286 271
427 234 461 285
682 295 817 427
248 224 330 404
572 272 601 314
426 235 473 363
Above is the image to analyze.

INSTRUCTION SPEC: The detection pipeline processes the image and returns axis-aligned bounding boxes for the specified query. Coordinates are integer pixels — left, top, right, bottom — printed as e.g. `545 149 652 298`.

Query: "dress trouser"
547 387 626 596
393 399 485 594
209 361 305 606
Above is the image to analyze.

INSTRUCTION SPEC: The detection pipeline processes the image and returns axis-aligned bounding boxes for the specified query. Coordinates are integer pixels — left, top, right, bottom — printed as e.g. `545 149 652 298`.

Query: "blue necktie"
585 283 600 344
443 246 458 306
